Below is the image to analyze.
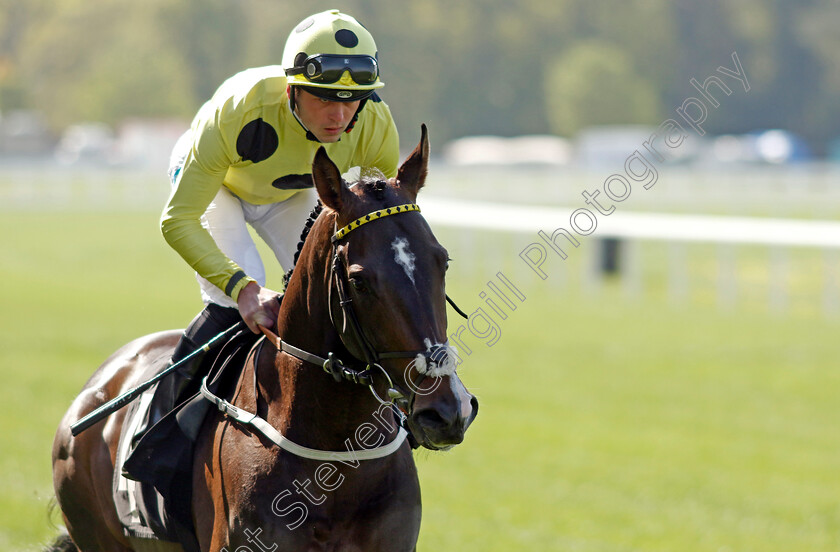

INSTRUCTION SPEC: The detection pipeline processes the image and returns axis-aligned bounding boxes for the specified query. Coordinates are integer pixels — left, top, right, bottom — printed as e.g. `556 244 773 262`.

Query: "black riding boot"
120 303 243 547
128 303 242 450
147 303 242 434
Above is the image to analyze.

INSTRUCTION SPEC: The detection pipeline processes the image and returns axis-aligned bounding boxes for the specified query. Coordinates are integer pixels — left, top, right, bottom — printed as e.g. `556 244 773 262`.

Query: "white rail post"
717 244 737 311
769 247 789 314
823 249 839 317
667 242 688 304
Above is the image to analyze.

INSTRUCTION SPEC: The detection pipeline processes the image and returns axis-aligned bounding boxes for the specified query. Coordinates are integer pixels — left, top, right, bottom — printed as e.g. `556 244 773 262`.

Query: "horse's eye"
445 257 452 271
350 277 367 292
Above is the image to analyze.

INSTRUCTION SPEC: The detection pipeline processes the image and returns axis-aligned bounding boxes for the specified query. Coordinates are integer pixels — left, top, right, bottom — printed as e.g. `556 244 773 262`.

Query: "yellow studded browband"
331 203 420 243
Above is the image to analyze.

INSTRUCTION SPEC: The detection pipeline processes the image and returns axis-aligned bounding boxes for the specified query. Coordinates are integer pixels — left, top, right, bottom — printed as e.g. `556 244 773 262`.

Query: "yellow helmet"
282 10 383 102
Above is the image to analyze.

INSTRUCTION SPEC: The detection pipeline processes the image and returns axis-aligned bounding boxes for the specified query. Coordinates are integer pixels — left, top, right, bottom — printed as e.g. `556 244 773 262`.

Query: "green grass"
1 210 838 551
0 211 201 551
416 282 839 551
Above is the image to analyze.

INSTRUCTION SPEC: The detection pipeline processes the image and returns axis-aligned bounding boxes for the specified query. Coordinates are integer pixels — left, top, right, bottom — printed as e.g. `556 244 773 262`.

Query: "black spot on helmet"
334 29 359 48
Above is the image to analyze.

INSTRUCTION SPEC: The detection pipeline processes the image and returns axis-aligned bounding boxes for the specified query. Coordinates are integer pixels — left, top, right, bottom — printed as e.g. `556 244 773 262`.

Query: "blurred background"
0 0 839 163
1 1 838 551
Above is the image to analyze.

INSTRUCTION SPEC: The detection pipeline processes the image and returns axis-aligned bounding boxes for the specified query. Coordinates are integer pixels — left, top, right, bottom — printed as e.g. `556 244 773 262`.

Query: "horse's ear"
312 146 345 211
396 124 429 200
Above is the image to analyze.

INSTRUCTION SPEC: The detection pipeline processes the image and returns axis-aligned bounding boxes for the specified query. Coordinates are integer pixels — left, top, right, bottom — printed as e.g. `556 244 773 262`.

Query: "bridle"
262 202 466 416
202 200 467 460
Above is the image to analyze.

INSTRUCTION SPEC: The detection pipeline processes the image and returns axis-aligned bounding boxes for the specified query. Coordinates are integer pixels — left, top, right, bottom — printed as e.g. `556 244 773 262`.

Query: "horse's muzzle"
409 375 478 450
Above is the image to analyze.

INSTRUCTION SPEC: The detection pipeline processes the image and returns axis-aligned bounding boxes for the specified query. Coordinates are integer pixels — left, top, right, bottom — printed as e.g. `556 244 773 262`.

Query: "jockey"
125 9 399 466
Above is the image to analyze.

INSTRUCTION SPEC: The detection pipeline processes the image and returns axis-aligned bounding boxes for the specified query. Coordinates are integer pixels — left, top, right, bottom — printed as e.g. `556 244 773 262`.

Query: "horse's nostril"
414 409 447 430
469 396 479 422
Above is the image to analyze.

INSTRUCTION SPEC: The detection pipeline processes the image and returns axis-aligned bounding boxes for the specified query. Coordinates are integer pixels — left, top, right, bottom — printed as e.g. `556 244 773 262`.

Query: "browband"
331 204 420 243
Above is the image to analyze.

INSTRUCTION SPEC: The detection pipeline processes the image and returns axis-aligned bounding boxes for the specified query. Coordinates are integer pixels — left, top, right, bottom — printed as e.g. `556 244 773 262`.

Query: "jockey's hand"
237 281 281 333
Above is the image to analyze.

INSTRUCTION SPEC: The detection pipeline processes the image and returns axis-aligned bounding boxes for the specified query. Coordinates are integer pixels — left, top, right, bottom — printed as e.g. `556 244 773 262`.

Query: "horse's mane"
282 171 390 289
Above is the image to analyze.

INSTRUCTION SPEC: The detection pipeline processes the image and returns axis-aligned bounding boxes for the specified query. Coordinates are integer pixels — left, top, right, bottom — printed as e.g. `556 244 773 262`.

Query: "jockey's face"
290 86 360 143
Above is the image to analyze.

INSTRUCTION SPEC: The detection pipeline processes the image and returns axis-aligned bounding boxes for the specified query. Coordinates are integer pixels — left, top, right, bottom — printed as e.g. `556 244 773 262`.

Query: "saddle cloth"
113 385 184 546
113 330 258 552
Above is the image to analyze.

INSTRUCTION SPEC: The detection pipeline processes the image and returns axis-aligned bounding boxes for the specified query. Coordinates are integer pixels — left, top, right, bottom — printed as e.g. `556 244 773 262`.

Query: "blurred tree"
672 0 830 151
544 41 661 136
796 0 840 152
3 0 838 152
0 0 46 111
17 0 244 128
158 0 246 105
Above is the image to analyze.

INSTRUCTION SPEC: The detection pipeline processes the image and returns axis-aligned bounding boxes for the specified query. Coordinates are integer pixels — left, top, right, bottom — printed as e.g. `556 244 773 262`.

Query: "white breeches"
196 186 317 307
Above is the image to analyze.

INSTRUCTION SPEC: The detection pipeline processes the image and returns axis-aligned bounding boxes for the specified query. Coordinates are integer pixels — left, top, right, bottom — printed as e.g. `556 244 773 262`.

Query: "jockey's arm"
160 112 265 328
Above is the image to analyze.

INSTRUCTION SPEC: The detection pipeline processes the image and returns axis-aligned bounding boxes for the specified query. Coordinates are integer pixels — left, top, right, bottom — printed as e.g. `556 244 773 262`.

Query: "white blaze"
450 372 475 421
391 237 416 284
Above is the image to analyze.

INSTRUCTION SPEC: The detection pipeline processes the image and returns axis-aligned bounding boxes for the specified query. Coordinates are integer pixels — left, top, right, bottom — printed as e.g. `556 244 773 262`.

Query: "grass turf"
0 210 837 551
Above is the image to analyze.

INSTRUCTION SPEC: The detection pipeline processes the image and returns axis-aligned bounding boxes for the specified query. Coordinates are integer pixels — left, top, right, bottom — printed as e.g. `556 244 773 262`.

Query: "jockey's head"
283 10 383 142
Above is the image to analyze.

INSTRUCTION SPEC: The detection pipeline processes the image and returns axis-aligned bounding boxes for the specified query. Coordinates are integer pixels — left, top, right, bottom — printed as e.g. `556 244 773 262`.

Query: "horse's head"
308 125 478 450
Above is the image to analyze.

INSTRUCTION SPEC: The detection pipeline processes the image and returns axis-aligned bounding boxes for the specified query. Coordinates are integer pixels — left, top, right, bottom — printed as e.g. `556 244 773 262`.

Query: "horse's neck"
257 235 390 448
276 234 343 359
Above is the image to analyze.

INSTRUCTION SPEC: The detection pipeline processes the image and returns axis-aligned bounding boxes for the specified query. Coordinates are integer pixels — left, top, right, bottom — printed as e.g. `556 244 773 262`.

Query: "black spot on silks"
272 174 314 190
236 119 278 163
335 29 359 48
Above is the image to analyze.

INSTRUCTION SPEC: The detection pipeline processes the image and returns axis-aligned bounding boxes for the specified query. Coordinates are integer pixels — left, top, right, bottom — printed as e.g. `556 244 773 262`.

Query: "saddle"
115 329 259 552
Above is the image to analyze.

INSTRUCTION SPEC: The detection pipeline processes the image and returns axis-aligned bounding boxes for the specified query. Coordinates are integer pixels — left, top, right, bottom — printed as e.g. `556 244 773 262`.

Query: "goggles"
286 54 379 85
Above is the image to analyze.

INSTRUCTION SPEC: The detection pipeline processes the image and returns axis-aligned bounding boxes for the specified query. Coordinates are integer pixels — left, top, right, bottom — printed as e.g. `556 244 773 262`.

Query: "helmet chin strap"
344 98 367 132
289 87 368 143
289 90 321 143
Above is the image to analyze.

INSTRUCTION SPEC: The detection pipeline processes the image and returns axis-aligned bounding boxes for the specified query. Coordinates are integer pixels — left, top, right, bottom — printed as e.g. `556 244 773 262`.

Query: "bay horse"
50 125 478 552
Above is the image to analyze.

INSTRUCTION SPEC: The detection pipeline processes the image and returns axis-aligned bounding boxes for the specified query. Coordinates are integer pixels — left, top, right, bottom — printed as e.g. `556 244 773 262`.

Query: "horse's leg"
53 395 134 551
191 434 217 551
193 401 244 552
192 355 265 552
